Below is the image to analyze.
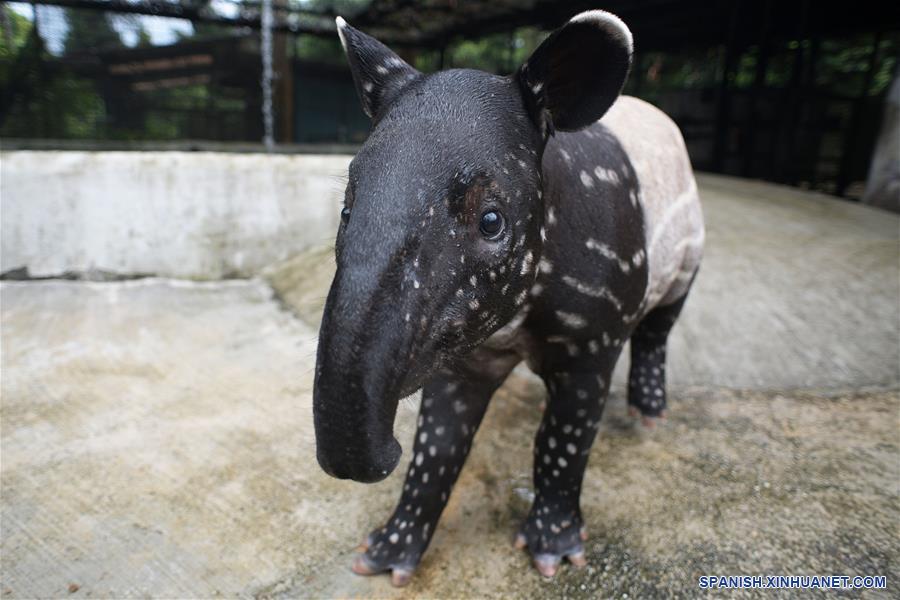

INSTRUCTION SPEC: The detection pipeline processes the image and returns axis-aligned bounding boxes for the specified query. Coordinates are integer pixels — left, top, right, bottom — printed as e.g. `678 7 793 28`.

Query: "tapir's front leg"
516 353 619 577
352 348 519 586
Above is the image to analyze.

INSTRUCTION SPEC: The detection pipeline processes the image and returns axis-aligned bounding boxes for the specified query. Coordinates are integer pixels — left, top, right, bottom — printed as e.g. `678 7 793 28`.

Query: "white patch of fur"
602 96 704 314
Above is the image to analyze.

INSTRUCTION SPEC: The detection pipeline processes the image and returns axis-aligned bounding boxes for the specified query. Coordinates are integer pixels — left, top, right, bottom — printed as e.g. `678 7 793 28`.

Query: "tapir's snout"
313 366 406 483
315 426 401 483
312 257 414 484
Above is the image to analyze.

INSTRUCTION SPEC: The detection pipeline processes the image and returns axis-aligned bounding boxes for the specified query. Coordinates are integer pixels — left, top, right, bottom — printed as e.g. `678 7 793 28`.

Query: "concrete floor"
1 174 898 598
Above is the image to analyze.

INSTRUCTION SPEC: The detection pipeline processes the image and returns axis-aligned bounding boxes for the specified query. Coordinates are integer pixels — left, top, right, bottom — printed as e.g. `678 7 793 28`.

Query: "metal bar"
712 0 742 173
260 0 273 150
836 30 884 196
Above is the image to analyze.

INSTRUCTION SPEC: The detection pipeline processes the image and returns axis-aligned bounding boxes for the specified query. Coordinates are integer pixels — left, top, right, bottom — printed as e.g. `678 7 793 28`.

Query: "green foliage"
295 34 344 64
1 2 896 144
0 5 31 58
817 33 899 97
628 47 722 93
1 68 106 138
445 27 545 74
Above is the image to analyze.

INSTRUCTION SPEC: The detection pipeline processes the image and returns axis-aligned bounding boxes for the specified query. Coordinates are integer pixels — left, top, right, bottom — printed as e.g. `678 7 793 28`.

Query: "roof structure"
29 0 900 48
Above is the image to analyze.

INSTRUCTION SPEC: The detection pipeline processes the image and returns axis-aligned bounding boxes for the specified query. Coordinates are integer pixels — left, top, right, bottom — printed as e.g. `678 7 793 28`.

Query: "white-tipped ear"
517 10 633 134
335 16 349 52
569 10 633 54
335 17 421 121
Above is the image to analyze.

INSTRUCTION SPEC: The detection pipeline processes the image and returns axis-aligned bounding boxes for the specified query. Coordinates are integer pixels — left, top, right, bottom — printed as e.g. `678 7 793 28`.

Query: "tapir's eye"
479 210 504 238
341 207 351 225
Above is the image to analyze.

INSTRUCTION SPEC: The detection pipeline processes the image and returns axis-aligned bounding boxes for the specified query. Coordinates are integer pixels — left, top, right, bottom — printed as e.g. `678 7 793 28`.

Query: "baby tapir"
313 10 704 585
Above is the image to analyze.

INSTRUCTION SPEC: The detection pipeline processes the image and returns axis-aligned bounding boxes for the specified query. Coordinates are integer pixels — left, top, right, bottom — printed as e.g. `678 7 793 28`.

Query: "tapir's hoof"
390 569 413 587
351 553 414 587
568 551 588 568
628 405 666 428
534 555 561 577
515 523 589 578
351 553 375 575
530 549 589 578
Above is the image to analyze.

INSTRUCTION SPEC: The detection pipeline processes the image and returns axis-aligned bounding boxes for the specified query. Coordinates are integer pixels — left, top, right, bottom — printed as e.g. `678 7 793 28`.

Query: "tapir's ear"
336 17 420 121
517 10 633 135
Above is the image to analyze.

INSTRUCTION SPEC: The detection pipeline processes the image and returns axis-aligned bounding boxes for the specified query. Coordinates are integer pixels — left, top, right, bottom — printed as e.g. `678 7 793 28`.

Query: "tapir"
312 9 704 585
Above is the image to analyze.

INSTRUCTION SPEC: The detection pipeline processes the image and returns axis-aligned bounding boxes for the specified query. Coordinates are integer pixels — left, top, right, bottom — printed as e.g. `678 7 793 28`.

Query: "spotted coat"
313 9 704 585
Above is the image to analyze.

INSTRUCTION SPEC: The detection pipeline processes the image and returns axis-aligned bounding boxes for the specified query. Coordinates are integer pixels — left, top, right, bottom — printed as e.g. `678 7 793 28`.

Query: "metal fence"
1 1 897 198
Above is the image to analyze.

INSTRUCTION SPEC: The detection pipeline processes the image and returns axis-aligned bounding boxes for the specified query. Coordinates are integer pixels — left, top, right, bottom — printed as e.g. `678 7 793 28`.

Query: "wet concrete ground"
1 174 898 598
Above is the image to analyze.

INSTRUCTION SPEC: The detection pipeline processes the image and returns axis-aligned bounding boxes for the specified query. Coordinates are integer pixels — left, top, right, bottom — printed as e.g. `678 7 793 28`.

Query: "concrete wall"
0 151 352 279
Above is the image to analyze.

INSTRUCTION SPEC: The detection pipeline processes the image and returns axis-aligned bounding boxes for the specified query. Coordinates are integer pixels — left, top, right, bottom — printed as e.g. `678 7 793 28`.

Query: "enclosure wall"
0 151 350 279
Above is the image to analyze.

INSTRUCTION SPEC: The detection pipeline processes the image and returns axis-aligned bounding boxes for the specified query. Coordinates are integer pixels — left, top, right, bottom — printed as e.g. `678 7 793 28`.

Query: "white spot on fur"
593 166 621 185
556 310 587 328
579 170 594 188
520 251 534 275
561 275 623 311
585 238 631 272
538 258 553 274
547 207 557 225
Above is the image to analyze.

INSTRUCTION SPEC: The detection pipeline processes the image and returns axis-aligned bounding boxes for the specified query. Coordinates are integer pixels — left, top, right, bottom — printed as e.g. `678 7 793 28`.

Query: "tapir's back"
601 96 704 311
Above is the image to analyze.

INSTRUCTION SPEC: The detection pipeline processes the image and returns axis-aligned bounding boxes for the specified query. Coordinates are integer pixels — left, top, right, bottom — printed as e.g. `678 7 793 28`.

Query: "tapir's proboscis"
312 10 704 585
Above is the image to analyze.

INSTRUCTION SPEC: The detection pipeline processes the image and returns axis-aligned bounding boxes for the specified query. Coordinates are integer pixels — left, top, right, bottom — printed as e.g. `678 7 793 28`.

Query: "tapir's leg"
516 356 618 577
352 347 520 586
627 291 690 424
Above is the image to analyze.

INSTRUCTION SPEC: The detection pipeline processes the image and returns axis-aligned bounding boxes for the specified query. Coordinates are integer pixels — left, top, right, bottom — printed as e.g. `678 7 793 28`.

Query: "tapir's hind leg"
351 347 519 587
627 290 691 425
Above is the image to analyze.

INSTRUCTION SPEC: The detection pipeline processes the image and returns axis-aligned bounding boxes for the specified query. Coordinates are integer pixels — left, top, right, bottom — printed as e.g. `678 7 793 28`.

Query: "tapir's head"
314 11 633 482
